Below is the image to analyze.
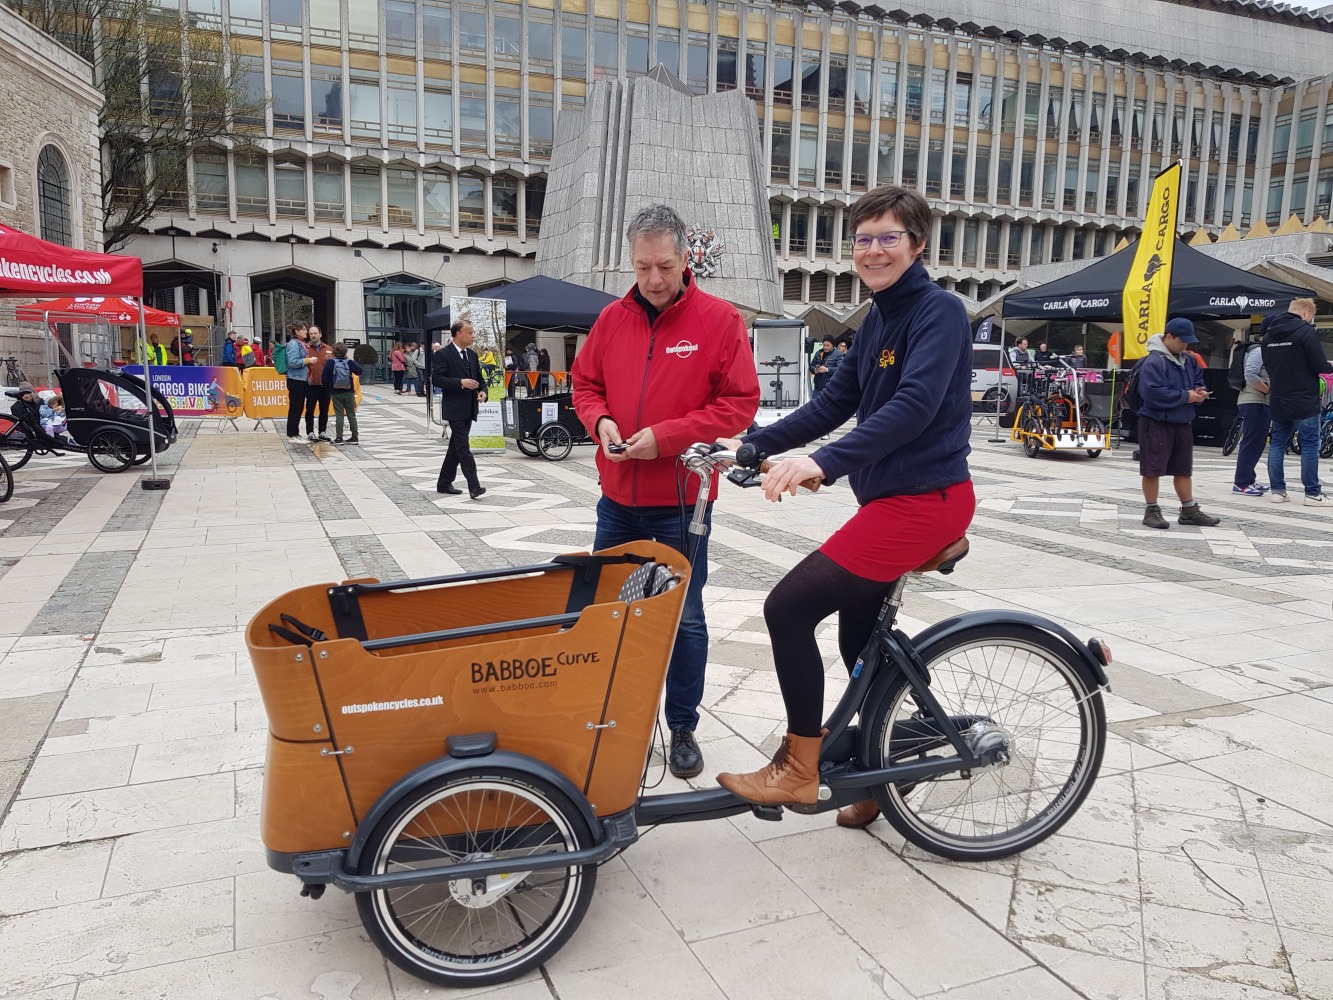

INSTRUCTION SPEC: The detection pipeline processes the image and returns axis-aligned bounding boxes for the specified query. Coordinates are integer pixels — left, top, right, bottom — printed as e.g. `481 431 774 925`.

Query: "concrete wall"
0 6 102 251
537 73 781 315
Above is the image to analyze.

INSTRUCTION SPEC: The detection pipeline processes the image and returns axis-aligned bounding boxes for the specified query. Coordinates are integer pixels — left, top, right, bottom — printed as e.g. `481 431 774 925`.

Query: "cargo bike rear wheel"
355 766 599 987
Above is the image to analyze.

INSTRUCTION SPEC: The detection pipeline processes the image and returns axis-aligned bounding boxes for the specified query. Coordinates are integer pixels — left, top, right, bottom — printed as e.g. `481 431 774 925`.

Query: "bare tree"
7 0 266 252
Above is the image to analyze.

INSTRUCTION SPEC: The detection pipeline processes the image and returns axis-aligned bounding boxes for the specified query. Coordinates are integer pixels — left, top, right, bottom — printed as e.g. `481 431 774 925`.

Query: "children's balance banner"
243 368 361 419
123 365 244 417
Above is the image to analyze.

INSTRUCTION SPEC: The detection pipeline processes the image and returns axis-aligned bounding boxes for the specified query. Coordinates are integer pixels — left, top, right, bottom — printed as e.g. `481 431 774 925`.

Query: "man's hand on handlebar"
762 455 826 502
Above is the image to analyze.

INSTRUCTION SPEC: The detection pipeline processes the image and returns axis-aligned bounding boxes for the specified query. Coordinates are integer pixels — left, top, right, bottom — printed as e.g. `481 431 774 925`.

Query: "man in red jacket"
572 204 760 779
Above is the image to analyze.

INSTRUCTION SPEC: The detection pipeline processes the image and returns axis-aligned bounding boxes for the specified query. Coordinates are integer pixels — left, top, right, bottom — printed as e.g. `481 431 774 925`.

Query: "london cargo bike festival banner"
122 366 359 418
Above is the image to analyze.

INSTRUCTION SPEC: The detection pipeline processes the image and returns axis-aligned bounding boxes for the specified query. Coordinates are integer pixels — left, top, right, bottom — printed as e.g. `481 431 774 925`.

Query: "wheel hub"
447 855 532 908
963 721 1012 764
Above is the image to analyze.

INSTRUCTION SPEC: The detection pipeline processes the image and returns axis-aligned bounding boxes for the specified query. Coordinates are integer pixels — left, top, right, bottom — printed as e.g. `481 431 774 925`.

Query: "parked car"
971 344 1017 413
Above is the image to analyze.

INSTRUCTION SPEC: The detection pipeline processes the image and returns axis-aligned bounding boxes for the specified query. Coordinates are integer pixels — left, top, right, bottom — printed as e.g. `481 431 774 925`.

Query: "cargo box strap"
552 553 652 615
327 585 368 641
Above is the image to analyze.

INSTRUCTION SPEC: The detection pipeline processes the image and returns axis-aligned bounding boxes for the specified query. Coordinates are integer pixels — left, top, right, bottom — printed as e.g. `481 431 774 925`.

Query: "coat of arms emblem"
685 228 725 278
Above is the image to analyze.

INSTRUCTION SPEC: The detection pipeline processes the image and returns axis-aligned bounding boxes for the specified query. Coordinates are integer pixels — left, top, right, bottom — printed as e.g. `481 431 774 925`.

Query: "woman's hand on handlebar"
762 455 825 502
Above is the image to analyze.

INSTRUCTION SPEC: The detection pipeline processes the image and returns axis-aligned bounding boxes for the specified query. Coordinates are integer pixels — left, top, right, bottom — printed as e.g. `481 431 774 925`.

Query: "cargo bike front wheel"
355 766 599 987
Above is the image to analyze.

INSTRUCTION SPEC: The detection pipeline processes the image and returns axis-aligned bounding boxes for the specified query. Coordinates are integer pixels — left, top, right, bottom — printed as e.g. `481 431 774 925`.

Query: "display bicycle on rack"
1011 360 1109 458
248 442 1113 989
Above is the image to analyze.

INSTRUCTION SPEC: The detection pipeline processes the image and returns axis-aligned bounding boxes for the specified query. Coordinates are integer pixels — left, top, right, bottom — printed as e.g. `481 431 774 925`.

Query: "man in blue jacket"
1136 317 1221 529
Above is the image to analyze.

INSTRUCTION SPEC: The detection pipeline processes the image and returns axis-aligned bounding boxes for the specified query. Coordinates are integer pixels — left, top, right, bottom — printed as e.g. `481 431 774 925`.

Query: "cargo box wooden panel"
247 543 688 855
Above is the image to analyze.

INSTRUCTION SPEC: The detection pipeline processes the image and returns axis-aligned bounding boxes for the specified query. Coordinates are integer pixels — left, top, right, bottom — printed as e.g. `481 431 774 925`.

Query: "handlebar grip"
758 458 821 493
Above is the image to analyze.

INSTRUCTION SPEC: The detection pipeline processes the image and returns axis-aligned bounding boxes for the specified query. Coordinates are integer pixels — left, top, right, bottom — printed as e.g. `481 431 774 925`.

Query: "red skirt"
820 480 976 582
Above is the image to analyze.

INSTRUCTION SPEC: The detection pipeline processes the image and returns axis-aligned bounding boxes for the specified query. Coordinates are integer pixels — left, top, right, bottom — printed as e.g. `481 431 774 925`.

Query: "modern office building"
95 0 1333 365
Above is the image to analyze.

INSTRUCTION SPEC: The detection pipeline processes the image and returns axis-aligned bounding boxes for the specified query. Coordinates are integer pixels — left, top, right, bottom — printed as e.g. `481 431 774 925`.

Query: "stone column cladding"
536 69 781 316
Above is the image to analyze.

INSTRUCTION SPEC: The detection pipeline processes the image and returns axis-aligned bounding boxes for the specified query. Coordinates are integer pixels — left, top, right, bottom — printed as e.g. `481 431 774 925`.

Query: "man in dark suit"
434 320 488 499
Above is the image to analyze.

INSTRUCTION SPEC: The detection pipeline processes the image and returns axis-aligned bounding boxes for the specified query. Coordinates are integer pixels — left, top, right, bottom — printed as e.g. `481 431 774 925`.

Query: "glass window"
594 18 618 75
1297 109 1318 157
387 168 417 228
1126 174 1140 215
814 207 835 256
625 30 648 76
687 32 709 94
459 7 487 56
492 175 518 235
1291 172 1309 218
657 28 679 72
460 86 487 151
423 167 451 229
310 0 340 41
798 124 818 185
825 127 844 187
350 75 381 138
976 75 993 128
386 0 416 56
997 150 1013 201
772 47 794 105
852 59 871 114
495 87 521 154
387 75 417 143
1267 178 1285 223
770 122 791 182
312 159 344 221
930 69 947 125
349 0 379 49
234 151 268 217
148 61 182 119
1000 82 1018 133
37 146 71 245
717 39 737 92
1273 114 1291 161
529 99 554 157
905 66 923 122
937 218 955 263
800 50 820 108
850 132 869 190
495 8 521 62
973 148 990 200
926 140 943 195
424 88 453 145
234 55 265 128
827 55 847 110
525 177 545 237
529 15 554 66
1315 167 1333 217
273 155 306 218
950 142 967 198
269 0 301 39
953 72 971 125
423 1 451 58
876 135 895 185
351 164 382 225
311 67 343 132
194 150 228 212
228 0 261 35
789 207 808 254
901 137 919 187
563 20 586 77
745 45 765 98
271 60 305 131
458 174 485 230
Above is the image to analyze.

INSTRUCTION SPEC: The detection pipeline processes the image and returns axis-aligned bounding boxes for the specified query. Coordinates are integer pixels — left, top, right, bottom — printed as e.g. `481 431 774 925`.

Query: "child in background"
40 394 70 445
329 342 364 444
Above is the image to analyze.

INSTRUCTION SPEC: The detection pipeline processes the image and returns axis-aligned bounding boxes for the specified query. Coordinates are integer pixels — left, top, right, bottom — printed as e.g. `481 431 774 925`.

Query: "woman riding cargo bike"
247 186 1111 989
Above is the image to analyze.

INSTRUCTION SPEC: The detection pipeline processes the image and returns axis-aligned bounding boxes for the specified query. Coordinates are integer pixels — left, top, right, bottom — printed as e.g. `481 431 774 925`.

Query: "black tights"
764 551 897 737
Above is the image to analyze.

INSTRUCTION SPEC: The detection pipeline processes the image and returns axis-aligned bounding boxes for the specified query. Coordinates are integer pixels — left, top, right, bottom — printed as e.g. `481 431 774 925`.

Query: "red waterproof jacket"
572 274 759 506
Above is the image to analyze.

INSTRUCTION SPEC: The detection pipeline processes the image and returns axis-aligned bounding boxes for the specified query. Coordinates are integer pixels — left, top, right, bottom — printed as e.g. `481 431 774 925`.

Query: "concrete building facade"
82 0 1333 361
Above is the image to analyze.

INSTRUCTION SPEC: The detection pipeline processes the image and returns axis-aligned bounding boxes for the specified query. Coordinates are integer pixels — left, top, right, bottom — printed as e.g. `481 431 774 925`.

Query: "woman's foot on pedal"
717 731 824 806
835 799 881 828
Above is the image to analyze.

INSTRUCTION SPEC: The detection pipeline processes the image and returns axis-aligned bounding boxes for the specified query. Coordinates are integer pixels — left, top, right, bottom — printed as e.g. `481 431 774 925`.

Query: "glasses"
852 231 910 251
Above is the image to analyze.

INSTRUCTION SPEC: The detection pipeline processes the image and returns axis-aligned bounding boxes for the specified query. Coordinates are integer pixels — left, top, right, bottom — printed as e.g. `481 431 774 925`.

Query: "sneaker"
318 433 332 442
668 728 704 778
346 436 359 444
1305 493 1329 506
1231 484 1266 496
333 437 344 444
307 433 318 442
1143 505 1169 529
1270 491 1290 504
287 434 301 441
1178 504 1221 526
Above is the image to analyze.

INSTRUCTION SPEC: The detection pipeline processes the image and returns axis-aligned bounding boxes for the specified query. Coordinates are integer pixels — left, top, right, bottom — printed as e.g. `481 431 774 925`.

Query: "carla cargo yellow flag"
1121 163 1181 361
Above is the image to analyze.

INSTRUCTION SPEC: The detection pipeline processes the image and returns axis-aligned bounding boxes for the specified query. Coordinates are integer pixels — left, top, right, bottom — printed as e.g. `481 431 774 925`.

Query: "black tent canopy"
1003 238 1313 321
423 274 617 332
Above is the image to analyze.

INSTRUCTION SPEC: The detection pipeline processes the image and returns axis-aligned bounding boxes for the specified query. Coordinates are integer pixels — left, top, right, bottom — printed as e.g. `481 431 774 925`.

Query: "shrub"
352 343 378 366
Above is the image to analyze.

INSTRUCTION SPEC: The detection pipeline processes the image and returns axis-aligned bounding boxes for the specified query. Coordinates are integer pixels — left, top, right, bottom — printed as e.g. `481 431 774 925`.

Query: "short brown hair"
847 185 931 254
333 343 348 358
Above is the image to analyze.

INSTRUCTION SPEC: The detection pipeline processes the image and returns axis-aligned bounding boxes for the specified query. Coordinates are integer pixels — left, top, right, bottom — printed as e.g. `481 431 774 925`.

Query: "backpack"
1226 342 1251 391
272 341 288 374
330 358 352 390
1121 356 1152 413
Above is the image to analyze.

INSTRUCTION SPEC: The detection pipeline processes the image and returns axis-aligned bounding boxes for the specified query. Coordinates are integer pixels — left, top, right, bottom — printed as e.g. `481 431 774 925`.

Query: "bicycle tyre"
536 422 573 461
1020 405 1043 458
1221 416 1242 457
515 436 539 457
355 767 598 988
0 416 34 471
1321 423 1333 460
1083 416 1105 458
0 452 12 503
862 624 1106 862
87 428 135 473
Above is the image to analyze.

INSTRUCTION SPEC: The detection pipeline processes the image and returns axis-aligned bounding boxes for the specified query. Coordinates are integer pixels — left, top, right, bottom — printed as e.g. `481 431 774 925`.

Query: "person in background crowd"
1034 341 1058 364
238 336 256 369
39 393 69 446
809 336 842 395
1065 344 1088 369
504 346 518 397
1135 317 1221 529
478 344 498 388
303 325 335 442
329 343 364 445
403 341 421 396
250 339 265 367
390 341 407 394
139 332 169 366
170 329 194 365
284 323 311 440
408 341 427 396
1008 337 1033 368
8 383 64 452
572 203 759 780
537 347 552 396
222 331 240 369
1232 331 1271 497
1262 296 1333 505
434 319 488 499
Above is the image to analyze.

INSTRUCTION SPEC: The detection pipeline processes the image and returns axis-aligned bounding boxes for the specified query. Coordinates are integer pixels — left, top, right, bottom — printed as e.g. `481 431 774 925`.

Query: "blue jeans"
1234 403 1271 488
1268 413 1323 496
593 495 710 732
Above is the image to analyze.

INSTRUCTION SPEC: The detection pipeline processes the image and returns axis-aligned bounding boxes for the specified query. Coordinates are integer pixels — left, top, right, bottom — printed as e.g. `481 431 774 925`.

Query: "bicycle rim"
869 628 1104 860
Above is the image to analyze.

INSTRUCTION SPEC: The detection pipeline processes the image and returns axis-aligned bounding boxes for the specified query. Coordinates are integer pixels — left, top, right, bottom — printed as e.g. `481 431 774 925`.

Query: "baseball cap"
16 381 34 394
1164 317 1198 343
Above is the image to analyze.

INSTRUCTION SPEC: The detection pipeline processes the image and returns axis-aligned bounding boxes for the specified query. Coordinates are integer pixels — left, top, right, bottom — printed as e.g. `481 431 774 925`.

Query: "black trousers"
304 382 331 433
438 419 479 490
285 378 308 437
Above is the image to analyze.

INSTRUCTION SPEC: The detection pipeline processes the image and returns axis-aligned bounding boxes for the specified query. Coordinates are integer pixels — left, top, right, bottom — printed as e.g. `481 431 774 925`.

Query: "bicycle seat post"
878 576 908 628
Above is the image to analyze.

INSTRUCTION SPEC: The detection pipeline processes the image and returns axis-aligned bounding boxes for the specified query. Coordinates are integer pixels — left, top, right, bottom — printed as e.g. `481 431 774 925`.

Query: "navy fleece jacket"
745 261 972 501
1135 334 1204 424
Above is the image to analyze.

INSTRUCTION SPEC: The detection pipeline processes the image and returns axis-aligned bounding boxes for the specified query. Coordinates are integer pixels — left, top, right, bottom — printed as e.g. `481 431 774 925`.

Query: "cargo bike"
1011 360 1110 459
500 391 590 461
249 442 1113 988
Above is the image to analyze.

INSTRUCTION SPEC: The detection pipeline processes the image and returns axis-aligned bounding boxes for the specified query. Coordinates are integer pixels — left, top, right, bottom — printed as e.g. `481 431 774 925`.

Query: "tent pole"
138 298 169 491
989 316 1007 443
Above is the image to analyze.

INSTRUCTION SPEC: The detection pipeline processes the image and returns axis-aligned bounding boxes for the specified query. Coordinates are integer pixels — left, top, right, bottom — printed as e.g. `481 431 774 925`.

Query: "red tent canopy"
16 296 180 326
0 223 142 297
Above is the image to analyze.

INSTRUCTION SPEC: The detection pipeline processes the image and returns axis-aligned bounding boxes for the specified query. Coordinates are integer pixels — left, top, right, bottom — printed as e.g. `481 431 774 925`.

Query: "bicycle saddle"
912 537 969 575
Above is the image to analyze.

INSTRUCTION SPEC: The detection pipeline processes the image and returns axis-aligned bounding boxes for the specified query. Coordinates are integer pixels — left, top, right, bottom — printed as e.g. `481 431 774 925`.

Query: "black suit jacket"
434 343 483 422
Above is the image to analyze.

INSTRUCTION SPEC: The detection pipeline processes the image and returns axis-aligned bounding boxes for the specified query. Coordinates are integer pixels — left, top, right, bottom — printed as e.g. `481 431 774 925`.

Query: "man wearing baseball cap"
1134 317 1220 529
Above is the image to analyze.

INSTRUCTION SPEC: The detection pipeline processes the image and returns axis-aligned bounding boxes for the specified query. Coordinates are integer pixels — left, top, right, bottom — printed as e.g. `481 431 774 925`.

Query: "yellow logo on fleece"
878 349 896 369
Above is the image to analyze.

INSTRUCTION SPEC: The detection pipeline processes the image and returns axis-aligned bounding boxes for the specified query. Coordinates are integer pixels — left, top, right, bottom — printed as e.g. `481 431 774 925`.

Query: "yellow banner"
242 367 361 419
1121 163 1181 361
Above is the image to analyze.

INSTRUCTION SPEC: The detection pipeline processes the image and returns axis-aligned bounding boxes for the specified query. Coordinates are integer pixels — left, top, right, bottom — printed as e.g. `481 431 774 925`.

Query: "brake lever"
726 467 764 488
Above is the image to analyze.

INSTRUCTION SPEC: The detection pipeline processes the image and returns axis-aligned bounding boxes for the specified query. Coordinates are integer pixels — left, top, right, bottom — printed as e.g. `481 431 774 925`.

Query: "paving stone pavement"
1 389 1332 999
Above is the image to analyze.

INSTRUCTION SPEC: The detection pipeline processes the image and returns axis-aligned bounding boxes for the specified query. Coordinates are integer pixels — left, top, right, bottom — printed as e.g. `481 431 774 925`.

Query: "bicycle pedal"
749 804 784 822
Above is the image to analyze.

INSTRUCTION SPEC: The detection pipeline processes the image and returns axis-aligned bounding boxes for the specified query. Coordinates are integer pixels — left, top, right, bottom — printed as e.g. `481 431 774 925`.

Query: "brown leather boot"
835 799 881 828
717 731 824 806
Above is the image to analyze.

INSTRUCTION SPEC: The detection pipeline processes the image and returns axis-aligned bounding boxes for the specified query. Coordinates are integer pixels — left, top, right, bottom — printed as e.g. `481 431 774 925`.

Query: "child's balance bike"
248 443 1112 988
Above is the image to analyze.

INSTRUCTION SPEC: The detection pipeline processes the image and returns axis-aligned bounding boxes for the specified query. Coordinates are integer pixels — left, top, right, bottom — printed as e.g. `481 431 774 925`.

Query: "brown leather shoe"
835 799 881 828
717 731 824 806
